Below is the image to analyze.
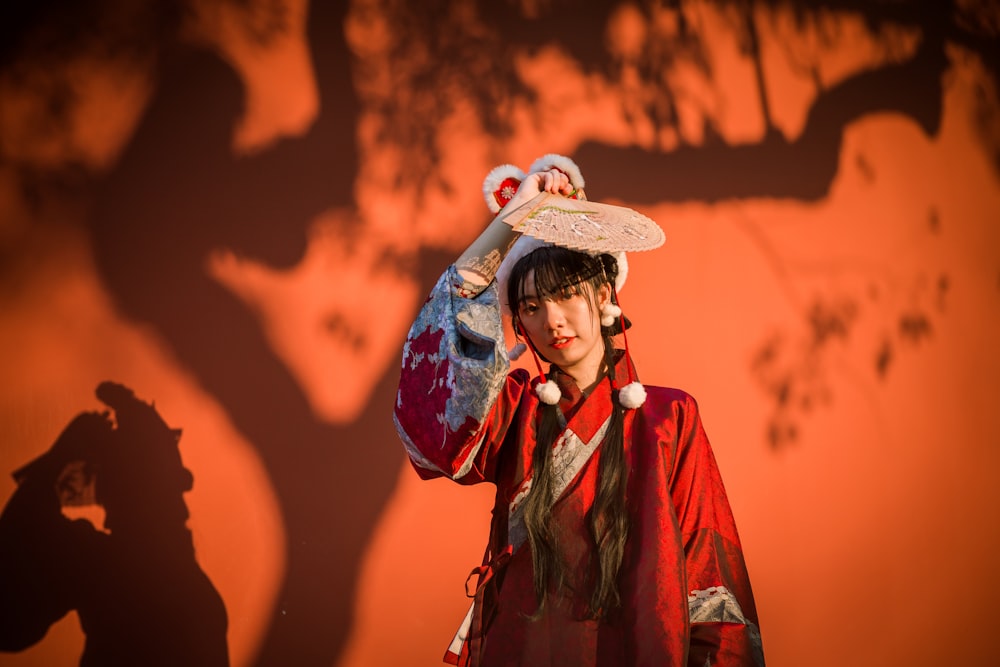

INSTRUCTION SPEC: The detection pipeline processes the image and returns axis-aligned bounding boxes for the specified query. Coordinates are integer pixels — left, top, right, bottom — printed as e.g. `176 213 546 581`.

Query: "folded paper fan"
500 192 665 253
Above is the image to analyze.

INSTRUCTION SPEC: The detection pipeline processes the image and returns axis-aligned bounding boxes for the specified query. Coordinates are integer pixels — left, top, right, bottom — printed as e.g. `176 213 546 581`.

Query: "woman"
394 155 764 666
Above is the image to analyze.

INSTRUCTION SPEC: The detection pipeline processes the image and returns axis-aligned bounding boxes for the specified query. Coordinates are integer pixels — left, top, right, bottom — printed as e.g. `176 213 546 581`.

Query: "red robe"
394 267 764 667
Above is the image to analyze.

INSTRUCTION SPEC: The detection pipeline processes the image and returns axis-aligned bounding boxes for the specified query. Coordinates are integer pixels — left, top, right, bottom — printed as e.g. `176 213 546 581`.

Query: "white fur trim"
528 153 585 191
612 251 628 293
508 342 527 360
600 303 622 327
536 380 561 405
483 164 526 213
618 382 646 409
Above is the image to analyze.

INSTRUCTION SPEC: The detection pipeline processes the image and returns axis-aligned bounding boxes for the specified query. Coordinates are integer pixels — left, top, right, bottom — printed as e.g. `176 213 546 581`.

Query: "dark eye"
520 301 539 315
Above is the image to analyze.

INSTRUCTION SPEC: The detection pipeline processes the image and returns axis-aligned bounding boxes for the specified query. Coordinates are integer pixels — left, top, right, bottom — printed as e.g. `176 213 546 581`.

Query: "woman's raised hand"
534 168 575 196
456 169 574 288
504 168 574 212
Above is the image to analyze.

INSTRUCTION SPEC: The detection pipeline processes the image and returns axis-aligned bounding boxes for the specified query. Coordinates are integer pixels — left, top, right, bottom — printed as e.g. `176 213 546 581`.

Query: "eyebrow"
518 282 581 304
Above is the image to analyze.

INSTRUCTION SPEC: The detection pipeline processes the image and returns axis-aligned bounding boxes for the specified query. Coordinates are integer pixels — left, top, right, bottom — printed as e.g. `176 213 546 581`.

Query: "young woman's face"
516 271 612 388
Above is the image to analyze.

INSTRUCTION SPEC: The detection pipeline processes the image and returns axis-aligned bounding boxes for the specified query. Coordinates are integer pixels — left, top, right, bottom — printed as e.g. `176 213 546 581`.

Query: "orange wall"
1 2 998 666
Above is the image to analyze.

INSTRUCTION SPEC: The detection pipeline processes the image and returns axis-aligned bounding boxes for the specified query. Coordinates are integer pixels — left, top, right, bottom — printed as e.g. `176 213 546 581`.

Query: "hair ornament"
612 285 646 408
519 326 562 405
483 164 527 213
508 342 527 361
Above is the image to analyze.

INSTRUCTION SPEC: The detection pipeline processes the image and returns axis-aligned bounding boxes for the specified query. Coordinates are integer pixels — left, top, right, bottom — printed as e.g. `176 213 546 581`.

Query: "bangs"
509 246 605 306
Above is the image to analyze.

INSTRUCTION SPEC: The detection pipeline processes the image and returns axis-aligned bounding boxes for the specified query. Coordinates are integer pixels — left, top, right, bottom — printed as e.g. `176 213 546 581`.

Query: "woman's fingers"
506 169 572 213
538 168 570 194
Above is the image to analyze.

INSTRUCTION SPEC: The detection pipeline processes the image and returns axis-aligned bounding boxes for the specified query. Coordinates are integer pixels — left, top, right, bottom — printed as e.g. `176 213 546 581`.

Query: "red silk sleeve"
670 394 765 666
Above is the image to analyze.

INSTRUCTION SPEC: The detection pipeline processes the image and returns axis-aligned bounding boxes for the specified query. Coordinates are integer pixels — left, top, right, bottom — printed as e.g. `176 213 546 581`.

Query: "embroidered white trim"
549 419 610 494
508 480 532 517
507 417 611 549
688 586 766 666
447 603 475 660
688 586 748 624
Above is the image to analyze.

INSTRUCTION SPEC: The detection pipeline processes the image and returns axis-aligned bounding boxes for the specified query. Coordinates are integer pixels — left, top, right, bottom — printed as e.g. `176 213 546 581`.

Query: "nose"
541 301 565 331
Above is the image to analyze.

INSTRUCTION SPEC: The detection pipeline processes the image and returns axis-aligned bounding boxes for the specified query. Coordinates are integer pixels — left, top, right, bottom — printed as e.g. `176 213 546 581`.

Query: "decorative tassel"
521 327 561 405
508 342 527 361
535 380 561 405
612 285 646 409
618 381 647 409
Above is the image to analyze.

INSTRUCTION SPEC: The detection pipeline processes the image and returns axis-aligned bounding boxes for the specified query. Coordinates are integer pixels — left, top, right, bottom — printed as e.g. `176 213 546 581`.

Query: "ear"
597 282 612 309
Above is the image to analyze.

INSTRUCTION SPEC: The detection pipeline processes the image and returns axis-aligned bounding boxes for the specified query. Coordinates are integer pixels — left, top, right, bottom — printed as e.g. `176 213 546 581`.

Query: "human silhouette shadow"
0 381 228 665
84 3 451 665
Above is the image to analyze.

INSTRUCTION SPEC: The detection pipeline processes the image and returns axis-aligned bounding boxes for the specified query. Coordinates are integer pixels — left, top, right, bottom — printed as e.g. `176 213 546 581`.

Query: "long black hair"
506 246 630 619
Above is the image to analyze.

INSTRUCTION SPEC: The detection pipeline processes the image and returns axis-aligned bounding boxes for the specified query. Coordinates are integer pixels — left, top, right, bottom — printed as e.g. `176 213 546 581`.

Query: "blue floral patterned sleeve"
394 266 529 483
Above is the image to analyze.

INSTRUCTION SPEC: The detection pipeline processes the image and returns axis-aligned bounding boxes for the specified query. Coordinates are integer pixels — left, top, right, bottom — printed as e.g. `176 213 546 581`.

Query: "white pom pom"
600 303 622 327
535 380 561 405
508 343 527 361
618 381 646 409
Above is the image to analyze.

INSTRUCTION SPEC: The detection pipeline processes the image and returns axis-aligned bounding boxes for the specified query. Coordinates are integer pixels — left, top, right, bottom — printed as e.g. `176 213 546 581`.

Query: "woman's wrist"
455 219 520 292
